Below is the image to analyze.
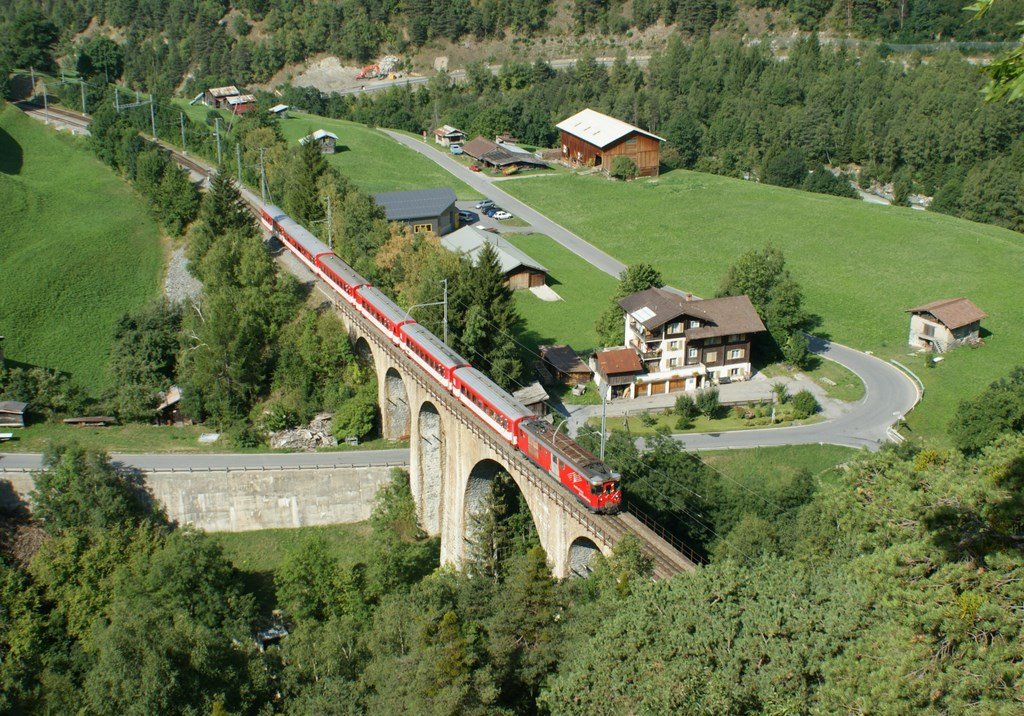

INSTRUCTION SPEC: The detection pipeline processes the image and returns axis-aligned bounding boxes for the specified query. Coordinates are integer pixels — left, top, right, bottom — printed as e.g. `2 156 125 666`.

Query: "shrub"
262 403 299 433
675 415 693 431
771 382 790 404
609 156 639 180
696 387 720 418
674 393 699 418
639 412 658 427
790 390 819 419
783 332 811 368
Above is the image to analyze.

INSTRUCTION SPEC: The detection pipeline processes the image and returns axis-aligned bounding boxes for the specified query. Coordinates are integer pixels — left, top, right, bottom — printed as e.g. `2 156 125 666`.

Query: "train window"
590 484 602 495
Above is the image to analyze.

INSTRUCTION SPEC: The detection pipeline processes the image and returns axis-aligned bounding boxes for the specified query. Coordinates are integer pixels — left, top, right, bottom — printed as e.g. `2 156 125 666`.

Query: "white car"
493 210 512 220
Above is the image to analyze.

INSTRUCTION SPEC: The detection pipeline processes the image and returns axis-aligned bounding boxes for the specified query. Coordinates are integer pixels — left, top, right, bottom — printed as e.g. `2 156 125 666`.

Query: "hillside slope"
0 104 164 393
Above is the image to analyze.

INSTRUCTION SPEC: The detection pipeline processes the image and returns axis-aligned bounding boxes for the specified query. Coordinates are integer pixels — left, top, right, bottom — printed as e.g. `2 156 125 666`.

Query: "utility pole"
179 113 186 154
41 81 48 124
80 80 87 114
323 194 333 250
114 86 120 112
214 118 222 166
236 143 243 183
600 391 607 461
30 66 35 88
442 278 448 345
259 147 268 204
149 95 156 140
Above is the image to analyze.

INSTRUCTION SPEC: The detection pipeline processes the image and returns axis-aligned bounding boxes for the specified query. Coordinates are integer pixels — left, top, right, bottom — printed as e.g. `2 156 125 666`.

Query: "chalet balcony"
629 338 661 360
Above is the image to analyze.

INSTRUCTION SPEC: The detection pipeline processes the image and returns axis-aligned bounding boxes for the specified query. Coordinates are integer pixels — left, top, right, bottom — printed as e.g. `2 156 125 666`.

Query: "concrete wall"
0 465 397 532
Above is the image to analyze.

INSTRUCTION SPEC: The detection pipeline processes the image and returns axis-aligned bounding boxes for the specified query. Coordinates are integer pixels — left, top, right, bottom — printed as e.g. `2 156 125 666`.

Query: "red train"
259 204 621 514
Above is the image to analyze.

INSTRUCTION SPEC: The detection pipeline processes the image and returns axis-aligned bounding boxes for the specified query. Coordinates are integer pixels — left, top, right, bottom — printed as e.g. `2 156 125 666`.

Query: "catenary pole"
214 118 222 165
149 96 157 139
179 113 186 154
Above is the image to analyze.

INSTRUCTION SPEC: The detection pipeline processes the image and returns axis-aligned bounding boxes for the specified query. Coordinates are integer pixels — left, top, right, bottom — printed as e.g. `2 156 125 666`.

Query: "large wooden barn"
556 108 664 177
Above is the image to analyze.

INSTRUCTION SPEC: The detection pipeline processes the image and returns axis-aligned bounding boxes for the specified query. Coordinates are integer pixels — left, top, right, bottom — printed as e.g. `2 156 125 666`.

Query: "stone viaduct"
315 285 695 579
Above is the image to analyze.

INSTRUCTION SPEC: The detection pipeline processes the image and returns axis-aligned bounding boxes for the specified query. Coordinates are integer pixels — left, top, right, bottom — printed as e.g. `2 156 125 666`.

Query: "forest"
2 380 1022 713
292 37 1024 231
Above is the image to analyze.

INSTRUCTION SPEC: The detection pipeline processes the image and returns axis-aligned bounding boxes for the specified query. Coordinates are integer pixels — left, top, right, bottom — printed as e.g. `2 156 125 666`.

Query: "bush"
639 412 658 427
790 390 819 419
262 402 299 433
783 332 811 368
229 423 266 448
771 382 790 404
762 147 806 188
674 393 699 418
675 415 694 431
609 156 639 180
695 387 720 418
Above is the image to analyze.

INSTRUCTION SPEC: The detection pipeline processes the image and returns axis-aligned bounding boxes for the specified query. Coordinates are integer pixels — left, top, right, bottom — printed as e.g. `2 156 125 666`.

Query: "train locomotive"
259 204 622 514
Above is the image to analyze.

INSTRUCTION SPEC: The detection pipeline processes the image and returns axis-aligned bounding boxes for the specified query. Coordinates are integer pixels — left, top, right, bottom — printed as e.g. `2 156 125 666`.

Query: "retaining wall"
0 465 399 532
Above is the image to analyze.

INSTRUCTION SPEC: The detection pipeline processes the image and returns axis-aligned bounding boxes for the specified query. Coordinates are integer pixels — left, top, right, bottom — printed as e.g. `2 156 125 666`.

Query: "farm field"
277 112 482 199
0 103 164 394
503 171 1024 444
503 233 617 356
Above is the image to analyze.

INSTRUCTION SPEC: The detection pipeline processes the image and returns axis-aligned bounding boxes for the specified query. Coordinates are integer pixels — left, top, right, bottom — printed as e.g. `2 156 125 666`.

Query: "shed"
373 188 458 236
513 381 550 417
441 225 548 289
268 103 289 117
433 124 465 147
591 348 644 400
540 345 592 385
907 298 986 352
204 85 240 108
299 129 339 154
556 108 664 177
62 416 117 426
461 136 547 170
227 93 257 115
0 401 27 428
156 385 189 425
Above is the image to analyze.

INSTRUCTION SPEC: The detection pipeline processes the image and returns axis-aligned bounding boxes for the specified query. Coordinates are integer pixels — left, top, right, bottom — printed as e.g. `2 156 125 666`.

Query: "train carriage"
518 420 621 513
401 323 470 388
318 254 369 300
275 215 332 268
452 367 535 443
354 286 414 341
259 204 284 233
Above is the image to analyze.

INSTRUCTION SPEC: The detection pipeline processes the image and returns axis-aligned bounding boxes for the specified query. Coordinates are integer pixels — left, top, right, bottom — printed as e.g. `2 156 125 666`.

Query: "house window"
625 137 637 145
689 320 700 328
731 368 741 376
923 323 935 337
707 336 721 345
727 334 741 343
413 223 432 233
705 351 718 363
667 340 679 350
728 349 744 360
688 347 698 358
668 357 679 367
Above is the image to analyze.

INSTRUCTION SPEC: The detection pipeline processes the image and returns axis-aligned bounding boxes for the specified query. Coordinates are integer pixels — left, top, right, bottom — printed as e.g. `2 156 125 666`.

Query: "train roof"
357 286 414 326
319 254 368 288
276 214 332 257
262 204 286 220
402 323 469 369
520 419 616 483
455 367 535 422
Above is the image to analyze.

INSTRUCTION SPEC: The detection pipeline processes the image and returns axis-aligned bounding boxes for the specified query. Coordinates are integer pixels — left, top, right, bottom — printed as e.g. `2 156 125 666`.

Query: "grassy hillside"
502 171 1024 443
277 112 482 199
0 104 164 394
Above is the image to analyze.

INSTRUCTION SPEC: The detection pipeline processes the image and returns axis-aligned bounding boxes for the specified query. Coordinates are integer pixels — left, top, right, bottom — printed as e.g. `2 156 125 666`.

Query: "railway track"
16 101 698 579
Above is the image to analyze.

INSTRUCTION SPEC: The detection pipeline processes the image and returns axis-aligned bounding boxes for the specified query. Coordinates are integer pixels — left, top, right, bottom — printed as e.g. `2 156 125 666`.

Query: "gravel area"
164 247 202 304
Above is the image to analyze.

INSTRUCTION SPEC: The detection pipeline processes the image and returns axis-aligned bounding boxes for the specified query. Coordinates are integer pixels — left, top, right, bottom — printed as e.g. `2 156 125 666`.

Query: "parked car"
458 210 476 222
450 144 463 155
493 210 513 220
475 199 495 210
469 165 481 172
483 207 499 217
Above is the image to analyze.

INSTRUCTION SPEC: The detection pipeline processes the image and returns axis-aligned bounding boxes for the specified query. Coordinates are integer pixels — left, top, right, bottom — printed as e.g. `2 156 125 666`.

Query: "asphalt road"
383 130 628 277
0 449 411 472
658 338 920 452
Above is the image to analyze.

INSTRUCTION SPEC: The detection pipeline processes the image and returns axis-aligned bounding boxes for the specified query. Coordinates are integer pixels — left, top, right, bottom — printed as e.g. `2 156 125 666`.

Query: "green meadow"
0 103 164 394
502 171 1024 443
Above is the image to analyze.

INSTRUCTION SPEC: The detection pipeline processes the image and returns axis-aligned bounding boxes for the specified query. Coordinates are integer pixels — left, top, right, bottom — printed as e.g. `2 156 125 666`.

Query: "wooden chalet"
539 345 592 386
556 108 664 177
441 226 548 289
204 85 241 108
907 297 986 352
299 129 339 154
0 401 27 428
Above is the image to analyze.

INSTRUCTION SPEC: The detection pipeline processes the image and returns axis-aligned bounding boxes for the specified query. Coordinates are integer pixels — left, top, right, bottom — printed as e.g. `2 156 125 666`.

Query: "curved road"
383 131 920 451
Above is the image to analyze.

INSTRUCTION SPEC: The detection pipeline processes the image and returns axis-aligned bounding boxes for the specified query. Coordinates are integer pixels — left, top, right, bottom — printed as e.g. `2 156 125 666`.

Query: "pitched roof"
434 124 464 137
556 108 665 149
907 297 986 330
441 226 547 275
207 85 240 98
513 381 550 407
0 401 27 414
299 129 338 144
540 345 592 375
594 348 643 376
461 136 499 159
227 94 256 105
618 288 766 338
373 188 457 221
268 103 289 113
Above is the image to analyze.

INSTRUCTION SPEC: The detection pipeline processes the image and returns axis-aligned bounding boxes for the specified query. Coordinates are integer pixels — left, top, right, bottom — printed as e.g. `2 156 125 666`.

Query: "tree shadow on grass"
0 127 23 175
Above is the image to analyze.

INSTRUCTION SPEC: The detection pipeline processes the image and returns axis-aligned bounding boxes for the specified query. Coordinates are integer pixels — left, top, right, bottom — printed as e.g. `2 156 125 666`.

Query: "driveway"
384 130 628 277
0 449 411 472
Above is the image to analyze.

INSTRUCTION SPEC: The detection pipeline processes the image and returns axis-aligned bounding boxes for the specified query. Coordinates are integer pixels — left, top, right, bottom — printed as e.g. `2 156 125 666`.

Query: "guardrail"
624 500 705 565
887 359 925 443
